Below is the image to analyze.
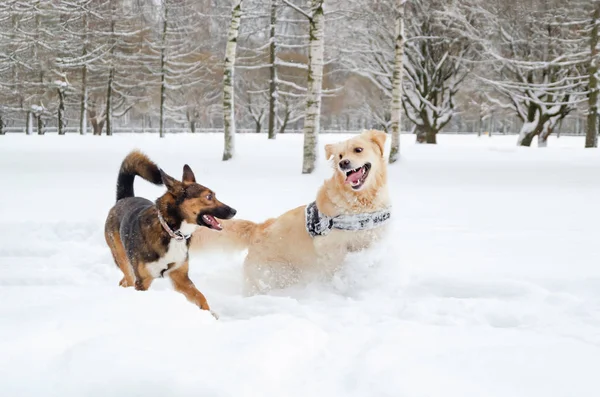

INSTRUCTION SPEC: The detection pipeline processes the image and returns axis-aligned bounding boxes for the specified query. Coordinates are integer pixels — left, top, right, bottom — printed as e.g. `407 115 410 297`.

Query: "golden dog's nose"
339 159 351 170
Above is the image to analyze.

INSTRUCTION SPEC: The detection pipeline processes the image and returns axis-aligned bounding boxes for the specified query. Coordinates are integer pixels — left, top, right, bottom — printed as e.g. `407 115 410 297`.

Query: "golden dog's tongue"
345 167 364 184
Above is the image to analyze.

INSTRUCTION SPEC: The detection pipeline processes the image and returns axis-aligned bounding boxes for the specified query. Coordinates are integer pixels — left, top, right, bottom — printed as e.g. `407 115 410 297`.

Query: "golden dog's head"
325 129 387 192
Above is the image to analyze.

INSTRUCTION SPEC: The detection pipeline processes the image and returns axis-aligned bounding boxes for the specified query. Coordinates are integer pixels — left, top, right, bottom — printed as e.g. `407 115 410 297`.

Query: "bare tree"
223 0 243 161
403 0 472 144
389 0 406 163
1 0 594 145
268 0 279 139
283 0 325 174
585 1 600 148
347 0 472 145
470 0 585 146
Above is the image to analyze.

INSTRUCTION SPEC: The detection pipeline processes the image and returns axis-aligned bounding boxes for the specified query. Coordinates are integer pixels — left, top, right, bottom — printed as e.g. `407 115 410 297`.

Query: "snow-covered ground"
1 133 599 397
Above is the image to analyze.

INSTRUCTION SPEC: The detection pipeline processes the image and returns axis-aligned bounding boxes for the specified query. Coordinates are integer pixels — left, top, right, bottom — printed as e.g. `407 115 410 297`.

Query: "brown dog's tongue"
345 167 364 184
203 215 223 231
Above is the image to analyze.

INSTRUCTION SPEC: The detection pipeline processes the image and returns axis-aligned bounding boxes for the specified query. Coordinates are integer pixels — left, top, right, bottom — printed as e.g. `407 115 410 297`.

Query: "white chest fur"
146 221 198 278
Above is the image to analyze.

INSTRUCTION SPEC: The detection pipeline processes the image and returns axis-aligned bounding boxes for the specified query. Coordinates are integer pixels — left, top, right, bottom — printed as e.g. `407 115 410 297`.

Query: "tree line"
0 1 598 172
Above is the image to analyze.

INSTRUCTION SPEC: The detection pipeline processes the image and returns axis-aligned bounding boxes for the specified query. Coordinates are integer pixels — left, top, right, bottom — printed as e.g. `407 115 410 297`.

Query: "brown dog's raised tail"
116 150 163 201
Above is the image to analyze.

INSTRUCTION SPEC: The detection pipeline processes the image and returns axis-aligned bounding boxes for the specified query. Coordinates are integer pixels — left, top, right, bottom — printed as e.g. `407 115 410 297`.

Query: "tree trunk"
190 120 196 133
80 67 88 135
159 1 168 139
105 1 116 137
538 131 549 148
415 125 426 143
0 114 4 135
92 121 102 136
79 13 88 135
517 105 541 147
415 125 436 144
519 124 544 147
105 67 114 136
26 111 33 135
267 0 277 140
57 88 66 135
222 0 243 161
90 112 105 136
388 0 406 164
426 127 436 144
279 105 290 135
301 0 325 174
255 120 261 133
37 115 44 135
586 3 599 148
34 13 45 137
519 131 536 147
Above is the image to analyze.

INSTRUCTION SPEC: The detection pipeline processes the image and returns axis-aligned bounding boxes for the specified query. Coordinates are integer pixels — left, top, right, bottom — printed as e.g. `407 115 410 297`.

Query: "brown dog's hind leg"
105 229 135 288
168 261 211 312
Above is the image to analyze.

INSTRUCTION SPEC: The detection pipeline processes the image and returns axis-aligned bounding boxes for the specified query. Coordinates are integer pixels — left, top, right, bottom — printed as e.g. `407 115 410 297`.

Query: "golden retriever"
190 129 392 294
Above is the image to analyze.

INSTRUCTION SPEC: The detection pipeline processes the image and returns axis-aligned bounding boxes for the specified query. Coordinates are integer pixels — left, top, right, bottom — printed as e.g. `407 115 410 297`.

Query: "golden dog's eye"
354 147 363 153
339 154 343 159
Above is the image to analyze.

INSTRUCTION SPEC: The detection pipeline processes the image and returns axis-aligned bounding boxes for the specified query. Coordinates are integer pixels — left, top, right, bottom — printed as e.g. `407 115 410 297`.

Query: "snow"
30 104 44 113
1 133 599 397
54 80 69 88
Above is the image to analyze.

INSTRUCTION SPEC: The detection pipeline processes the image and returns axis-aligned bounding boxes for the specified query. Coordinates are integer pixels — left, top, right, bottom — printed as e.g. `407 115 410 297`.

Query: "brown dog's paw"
119 278 133 288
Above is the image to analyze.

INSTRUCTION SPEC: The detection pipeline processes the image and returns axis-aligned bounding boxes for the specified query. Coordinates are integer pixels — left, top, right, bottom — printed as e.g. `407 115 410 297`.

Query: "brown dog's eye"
354 147 363 153
206 194 213 201
339 154 343 159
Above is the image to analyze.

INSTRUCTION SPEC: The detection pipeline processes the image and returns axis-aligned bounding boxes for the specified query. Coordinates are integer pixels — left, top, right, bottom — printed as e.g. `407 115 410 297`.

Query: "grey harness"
305 201 391 237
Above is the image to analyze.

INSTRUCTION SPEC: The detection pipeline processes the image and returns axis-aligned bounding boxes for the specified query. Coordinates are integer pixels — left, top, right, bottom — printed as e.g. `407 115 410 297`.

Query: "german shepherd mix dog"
191 130 392 294
105 151 236 315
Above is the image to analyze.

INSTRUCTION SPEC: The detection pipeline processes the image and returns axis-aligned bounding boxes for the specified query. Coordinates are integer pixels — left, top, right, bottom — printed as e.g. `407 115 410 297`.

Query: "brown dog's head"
159 165 236 231
324 129 387 191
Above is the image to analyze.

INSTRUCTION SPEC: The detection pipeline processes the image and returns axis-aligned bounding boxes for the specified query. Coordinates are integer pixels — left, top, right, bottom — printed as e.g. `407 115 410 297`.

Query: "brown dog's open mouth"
345 163 371 190
200 214 223 231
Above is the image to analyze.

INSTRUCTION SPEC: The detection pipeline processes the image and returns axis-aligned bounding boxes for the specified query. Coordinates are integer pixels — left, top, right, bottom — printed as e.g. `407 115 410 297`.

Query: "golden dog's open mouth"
345 163 371 190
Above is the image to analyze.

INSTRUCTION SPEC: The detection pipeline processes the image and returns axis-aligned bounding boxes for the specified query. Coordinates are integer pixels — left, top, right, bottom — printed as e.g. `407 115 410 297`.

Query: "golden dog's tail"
190 218 275 253
116 150 163 202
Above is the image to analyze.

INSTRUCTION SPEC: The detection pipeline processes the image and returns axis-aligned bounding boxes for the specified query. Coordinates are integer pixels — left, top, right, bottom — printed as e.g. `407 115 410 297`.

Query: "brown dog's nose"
339 159 351 170
228 207 237 218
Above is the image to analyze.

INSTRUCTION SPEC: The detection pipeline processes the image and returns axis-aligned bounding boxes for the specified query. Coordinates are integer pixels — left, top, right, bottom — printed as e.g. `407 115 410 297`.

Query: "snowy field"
1 133 599 397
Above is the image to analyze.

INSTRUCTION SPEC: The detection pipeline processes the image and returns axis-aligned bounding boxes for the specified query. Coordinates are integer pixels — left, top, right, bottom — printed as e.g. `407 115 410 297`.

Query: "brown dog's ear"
325 144 335 160
182 164 196 183
159 169 181 193
364 129 387 156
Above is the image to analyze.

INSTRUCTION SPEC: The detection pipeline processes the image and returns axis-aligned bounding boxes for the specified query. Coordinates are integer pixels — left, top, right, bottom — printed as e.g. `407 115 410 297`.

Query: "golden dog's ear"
325 144 335 160
364 129 387 156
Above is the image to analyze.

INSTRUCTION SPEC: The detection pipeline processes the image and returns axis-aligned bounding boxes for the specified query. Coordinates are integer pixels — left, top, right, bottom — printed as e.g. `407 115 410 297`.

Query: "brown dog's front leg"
168 262 211 312
133 262 154 291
